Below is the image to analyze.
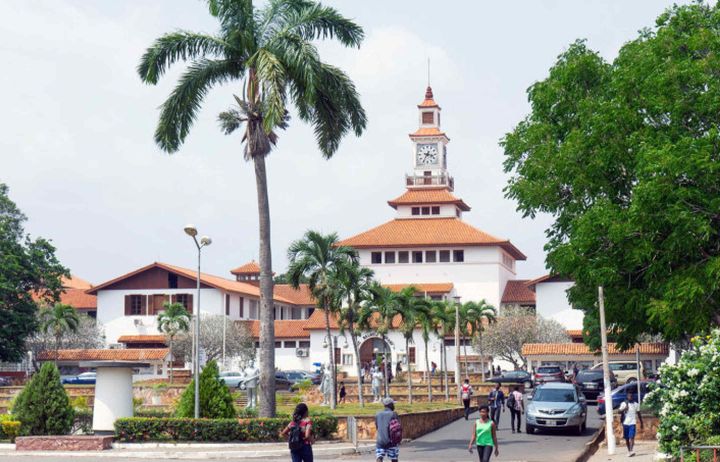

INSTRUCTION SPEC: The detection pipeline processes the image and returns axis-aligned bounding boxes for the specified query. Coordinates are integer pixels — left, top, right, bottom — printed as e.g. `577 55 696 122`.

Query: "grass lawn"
278 401 460 416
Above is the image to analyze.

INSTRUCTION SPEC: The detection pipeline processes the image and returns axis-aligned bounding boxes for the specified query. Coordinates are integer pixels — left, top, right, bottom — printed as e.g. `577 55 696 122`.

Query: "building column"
93 367 134 433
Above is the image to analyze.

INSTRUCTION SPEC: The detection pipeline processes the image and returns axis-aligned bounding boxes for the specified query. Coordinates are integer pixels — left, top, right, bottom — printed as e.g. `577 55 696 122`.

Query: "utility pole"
599 286 616 455
453 296 461 401
636 345 642 405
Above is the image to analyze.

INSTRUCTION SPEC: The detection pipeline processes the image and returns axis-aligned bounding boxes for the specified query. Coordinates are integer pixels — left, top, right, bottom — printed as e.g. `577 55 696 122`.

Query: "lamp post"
453 295 461 401
184 224 212 420
598 286 616 455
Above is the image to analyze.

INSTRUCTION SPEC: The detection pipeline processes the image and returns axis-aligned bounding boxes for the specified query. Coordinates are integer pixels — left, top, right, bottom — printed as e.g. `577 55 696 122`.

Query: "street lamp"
184 224 211 419
453 295 461 400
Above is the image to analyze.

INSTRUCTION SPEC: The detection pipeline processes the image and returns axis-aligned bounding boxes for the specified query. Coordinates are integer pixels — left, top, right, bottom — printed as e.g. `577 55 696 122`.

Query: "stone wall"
612 414 659 441
15 436 113 451
335 407 470 441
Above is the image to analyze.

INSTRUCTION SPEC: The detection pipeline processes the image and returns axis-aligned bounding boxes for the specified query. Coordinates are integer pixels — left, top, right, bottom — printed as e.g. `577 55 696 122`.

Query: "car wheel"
524 381 532 388
575 423 584 436
526 424 535 434
627 377 636 383
581 419 587 433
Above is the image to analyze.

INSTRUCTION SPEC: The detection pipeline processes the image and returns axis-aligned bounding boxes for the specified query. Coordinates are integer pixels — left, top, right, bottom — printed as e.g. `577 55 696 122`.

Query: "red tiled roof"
417 86 439 108
59 288 97 310
387 188 470 211
117 335 167 344
303 310 404 331
501 280 535 304
337 218 526 260
521 343 669 356
38 348 170 362
526 274 574 289
410 127 447 137
384 283 453 294
273 284 315 305
230 261 260 275
62 276 92 290
566 330 584 338
238 320 310 339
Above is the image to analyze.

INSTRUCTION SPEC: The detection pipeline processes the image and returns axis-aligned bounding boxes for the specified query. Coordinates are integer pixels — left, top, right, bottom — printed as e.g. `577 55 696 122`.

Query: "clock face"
416 144 439 165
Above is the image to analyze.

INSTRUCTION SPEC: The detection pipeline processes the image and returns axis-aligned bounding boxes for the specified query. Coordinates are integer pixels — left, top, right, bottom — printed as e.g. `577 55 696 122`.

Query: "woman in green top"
468 405 499 462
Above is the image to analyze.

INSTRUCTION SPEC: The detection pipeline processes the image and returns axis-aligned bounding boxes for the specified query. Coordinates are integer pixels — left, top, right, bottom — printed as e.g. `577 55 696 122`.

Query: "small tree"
175 360 235 419
39 303 80 364
12 362 74 435
157 302 190 383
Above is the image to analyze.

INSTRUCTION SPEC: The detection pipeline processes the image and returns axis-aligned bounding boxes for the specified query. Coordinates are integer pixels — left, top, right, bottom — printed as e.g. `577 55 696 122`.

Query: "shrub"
175 360 235 419
114 414 338 442
70 396 90 410
1 421 21 442
12 362 74 435
135 408 172 418
236 407 258 418
72 408 93 434
699 435 720 462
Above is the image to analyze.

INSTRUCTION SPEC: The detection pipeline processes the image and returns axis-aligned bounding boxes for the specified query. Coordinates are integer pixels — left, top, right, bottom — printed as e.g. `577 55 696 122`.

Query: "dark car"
597 380 658 416
574 369 618 400
61 372 96 385
487 370 533 387
273 371 295 391
533 365 565 386
0 377 11 386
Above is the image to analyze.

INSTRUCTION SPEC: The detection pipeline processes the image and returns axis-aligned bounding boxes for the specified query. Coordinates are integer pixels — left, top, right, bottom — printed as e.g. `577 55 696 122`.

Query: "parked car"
61 372 96 385
526 382 587 435
574 369 618 400
273 371 295 391
597 380 657 416
590 361 644 385
533 365 565 386
486 370 533 388
294 370 322 385
0 377 11 386
218 371 245 389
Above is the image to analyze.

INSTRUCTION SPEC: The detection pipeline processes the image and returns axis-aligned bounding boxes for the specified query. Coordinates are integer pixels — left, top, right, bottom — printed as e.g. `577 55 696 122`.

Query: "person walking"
431 361 437 378
619 391 643 457
375 397 401 462
371 367 383 402
507 386 524 433
339 382 347 404
468 405 499 462
280 403 314 462
396 360 402 379
488 383 505 427
461 379 474 420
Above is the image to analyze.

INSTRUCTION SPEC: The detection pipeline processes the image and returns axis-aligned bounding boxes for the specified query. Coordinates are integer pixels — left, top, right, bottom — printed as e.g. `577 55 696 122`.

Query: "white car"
218 371 245 388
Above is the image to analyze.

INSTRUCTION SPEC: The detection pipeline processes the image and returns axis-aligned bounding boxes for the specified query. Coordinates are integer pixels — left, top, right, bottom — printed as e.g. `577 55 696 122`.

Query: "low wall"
612 414 659 441
336 407 470 441
16 436 113 451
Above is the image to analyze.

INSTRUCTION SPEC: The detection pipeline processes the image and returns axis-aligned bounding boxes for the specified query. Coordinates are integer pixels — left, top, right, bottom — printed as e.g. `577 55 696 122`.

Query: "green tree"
394 286 429 404
0 183 68 362
138 0 366 418
12 362 74 435
157 302 190 384
461 301 496 381
430 300 454 400
175 359 235 419
502 2 720 348
39 303 80 364
287 230 357 409
359 283 400 399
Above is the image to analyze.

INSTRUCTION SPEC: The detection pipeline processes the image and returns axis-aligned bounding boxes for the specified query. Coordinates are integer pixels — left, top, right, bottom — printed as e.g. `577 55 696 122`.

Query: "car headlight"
566 404 581 415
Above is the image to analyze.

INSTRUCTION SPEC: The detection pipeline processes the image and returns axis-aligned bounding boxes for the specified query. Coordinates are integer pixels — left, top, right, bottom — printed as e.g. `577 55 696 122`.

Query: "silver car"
218 371 245 388
526 383 587 435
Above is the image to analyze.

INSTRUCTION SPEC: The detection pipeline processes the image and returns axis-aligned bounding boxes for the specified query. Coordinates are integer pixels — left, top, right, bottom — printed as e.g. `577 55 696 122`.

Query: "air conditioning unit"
295 348 309 358
109 343 125 350
133 319 143 327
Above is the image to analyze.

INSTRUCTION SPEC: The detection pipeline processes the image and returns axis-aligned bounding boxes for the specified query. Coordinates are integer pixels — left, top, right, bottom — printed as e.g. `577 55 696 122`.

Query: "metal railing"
680 446 720 462
405 173 454 190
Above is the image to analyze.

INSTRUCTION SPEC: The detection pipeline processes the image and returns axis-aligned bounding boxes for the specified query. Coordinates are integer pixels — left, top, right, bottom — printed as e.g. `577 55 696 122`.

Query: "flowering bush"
646 330 720 457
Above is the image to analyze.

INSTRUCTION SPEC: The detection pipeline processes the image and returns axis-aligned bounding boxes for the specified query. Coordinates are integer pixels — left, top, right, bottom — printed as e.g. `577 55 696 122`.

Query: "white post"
636 345 642 405
194 247 201 419
599 286 616 455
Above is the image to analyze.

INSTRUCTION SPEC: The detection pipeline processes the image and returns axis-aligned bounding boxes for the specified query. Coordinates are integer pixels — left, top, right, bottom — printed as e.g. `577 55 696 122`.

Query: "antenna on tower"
427 57 431 86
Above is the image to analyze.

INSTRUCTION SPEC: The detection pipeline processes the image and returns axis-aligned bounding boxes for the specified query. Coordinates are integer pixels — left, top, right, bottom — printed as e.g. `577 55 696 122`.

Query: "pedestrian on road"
280 403 314 462
375 397 401 462
507 385 524 433
619 391 644 457
461 379 474 420
468 404 499 462
488 383 505 427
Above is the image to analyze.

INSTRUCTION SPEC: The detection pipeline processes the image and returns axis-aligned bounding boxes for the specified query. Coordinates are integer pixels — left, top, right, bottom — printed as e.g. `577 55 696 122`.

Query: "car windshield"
506 371 526 377
80 373 95 377
576 371 602 380
286 373 305 380
537 367 561 374
533 388 576 403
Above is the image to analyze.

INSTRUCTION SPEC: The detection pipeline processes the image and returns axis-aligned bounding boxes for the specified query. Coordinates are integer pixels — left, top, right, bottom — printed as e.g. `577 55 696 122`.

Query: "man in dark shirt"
488 383 505 427
375 397 400 462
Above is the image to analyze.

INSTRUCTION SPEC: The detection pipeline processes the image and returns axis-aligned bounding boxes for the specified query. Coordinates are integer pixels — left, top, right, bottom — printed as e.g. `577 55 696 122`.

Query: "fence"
680 446 720 462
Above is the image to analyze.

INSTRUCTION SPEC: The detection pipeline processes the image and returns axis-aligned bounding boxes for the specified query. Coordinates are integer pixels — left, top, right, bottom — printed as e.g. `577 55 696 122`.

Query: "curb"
574 425 605 462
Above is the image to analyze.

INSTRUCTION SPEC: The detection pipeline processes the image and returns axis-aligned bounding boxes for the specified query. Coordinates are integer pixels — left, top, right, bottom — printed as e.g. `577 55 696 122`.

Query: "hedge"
114 415 338 442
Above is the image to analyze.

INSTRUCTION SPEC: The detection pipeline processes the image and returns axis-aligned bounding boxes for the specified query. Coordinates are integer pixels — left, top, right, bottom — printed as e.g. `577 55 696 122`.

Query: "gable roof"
303 309 404 331
387 188 470 211
38 348 170 362
337 218 526 260
521 342 669 356
501 280 536 304
31 275 97 311
526 274 574 289
273 284 315 305
230 261 261 275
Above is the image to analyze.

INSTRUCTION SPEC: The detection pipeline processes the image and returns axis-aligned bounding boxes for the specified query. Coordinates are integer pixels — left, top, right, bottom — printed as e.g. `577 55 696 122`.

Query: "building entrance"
359 337 391 367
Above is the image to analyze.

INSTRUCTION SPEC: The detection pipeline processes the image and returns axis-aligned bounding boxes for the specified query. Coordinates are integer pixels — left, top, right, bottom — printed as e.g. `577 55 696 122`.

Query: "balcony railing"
405 173 454 190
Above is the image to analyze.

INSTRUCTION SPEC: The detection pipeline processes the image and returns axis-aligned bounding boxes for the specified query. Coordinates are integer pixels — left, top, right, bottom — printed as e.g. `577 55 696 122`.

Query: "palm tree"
359 283 400 399
395 287 429 404
39 303 80 364
463 300 496 382
157 302 191 384
138 0 366 418
334 262 374 408
431 300 453 401
287 230 357 409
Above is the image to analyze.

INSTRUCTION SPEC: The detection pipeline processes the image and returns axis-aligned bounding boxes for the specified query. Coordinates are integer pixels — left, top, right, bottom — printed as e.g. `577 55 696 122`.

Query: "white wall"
535 281 583 329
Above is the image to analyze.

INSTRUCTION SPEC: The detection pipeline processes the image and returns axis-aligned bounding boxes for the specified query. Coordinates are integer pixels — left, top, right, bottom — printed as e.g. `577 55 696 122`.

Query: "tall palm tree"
138 0 366 417
287 230 357 410
358 283 399 399
39 303 80 364
157 302 191 384
395 287 429 404
431 300 453 401
334 262 374 408
463 300 496 382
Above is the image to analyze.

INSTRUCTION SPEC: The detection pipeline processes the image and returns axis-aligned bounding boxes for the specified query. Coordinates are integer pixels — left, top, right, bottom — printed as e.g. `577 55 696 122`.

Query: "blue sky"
0 0 687 284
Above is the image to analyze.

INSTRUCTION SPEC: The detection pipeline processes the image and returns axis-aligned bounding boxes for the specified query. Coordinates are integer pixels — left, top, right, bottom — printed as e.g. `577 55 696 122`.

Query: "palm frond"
251 49 288 132
278 3 364 48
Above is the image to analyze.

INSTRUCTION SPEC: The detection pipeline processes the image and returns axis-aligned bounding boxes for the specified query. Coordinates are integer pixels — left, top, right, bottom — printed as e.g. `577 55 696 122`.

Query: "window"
408 347 416 364
502 253 514 269
412 251 423 263
425 250 437 263
384 251 395 264
284 341 297 349
371 252 382 264
290 308 302 320
275 341 282 348
249 299 259 319
334 348 341 365
430 294 443 300
175 293 193 311
225 294 230 316
439 250 451 262
299 341 311 348
422 112 434 124
453 250 465 262
127 295 144 315
255 342 260 348
398 251 409 263
431 206 440 215
411 207 420 216
342 354 353 365
444 338 455 346
307 308 315 318
168 273 178 289
421 206 430 215
239 297 244 318
151 294 168 315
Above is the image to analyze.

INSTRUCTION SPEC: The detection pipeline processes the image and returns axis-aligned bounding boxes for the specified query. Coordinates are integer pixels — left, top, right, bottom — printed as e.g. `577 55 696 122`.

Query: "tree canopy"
0 184 68 362
502 2 720 348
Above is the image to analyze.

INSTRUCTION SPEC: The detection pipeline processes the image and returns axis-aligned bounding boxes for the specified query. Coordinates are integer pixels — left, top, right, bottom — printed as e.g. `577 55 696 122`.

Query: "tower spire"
427 57 430 87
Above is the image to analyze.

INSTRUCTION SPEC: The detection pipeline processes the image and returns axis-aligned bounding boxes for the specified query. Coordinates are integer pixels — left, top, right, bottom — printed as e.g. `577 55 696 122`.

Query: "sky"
0 0 689 284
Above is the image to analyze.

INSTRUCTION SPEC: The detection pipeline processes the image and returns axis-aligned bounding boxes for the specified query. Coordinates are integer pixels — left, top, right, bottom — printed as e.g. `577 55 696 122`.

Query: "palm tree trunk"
169 336 174 384
424 338 432 402
405 338 412 404
382 334 390 398
55 332 61 365
350 327 364 408
442 331 449 401
324 305 337 409
479 330 485 382
254 153 276 418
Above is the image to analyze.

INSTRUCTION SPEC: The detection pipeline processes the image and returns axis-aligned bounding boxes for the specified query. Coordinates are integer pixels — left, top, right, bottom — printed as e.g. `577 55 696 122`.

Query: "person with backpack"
461 379 474 420
467 404 499 462
375 397 402 462
487 383 505 427
280 403 314 462
507 385 524 433
619 390 644 457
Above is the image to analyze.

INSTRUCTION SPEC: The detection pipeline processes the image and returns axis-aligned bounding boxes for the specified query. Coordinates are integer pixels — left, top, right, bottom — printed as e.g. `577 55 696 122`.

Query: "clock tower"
408 86 453 190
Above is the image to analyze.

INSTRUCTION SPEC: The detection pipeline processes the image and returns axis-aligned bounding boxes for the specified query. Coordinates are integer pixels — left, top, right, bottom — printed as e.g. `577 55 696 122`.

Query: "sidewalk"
589 441 659 461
